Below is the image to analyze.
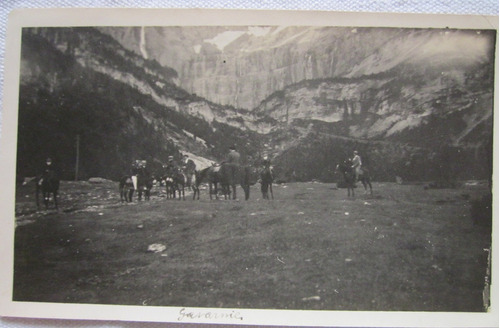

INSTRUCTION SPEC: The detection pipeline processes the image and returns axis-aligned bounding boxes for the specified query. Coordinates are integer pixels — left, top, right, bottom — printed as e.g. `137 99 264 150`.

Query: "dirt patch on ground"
13 180 492 311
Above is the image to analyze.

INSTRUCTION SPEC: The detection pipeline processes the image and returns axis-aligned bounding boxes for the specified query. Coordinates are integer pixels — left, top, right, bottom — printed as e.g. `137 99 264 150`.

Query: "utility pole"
75 134 80 181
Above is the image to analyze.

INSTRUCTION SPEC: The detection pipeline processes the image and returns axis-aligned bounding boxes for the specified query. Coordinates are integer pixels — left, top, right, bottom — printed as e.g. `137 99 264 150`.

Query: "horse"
336 160 356 197
162 176 175 199
219 163 251 200
36 173 60 210
119 175 134 202
196 165 221 200
357 166 373 195
260 166 274 200
164 167 186 200
120 167 153 202
136 172 153 201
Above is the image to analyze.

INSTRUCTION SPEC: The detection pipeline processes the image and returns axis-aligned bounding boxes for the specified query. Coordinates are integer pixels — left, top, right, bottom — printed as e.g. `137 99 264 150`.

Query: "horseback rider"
39 157 57 185
164 155 178 175
181 154 196 174
351 150 362 181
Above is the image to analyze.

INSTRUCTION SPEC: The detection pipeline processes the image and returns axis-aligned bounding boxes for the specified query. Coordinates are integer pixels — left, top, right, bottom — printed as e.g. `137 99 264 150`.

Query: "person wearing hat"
181 154 196 173
226 145 240 166
181 154 197 188
39 157 58 186
351 150 362 181
260 157 274 199
225 145 241 191
164 155 178 176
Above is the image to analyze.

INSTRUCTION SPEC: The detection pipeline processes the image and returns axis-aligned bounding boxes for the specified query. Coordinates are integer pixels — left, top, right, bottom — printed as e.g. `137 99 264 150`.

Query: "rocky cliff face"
17 27 263 179
18 26 495 183
251 49 494 181
101 27 495 111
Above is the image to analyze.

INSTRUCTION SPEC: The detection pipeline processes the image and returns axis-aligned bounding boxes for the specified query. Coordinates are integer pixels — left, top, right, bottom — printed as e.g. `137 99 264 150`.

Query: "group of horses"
32 157 371 210
119 162 267 203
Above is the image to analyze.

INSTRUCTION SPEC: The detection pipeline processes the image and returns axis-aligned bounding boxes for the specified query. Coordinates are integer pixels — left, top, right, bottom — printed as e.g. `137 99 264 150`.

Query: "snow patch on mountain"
204 31 246 51
248 26 272 37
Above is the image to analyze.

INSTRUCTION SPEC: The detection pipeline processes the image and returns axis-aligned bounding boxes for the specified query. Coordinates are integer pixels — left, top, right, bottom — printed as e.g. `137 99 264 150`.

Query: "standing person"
351 150 362 181
130 160 140 190
260 158 274 199
227 145 240 163
181 154 197 189
225 145 241 198
226 145 240 178
226 145 240 167
37 157 60 209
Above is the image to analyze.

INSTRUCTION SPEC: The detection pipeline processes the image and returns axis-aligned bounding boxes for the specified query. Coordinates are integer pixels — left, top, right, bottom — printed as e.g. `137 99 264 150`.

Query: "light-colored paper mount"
0 8 498 327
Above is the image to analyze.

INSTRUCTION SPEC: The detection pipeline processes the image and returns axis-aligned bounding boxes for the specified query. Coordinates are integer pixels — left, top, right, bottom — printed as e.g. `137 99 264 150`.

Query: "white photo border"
0 8 498 327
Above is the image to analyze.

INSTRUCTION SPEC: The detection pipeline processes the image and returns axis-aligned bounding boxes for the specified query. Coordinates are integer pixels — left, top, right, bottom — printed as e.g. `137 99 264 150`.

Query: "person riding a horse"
181 154 196 175
351 150 362 182
39 157 57 185
164 155 178 174
136 160 149 175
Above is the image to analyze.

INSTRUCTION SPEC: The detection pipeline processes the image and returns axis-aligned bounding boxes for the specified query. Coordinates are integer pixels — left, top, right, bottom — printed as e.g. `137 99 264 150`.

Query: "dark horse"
196 165 221 200
219 163 251 200
120 169 153 202
357 166 373 195
336 159 356 197
119 175 134 202
164 167 186 200
136 171 153 201
161 175 175 199
260 165 274 200
36 173 60 210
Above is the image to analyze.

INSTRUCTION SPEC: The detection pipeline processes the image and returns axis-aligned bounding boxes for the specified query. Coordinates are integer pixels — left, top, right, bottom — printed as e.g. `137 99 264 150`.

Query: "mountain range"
16 26 496 183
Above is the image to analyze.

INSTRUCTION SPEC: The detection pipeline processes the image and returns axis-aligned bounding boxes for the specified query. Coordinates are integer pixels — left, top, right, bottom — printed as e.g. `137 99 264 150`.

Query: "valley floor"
13 180 492 312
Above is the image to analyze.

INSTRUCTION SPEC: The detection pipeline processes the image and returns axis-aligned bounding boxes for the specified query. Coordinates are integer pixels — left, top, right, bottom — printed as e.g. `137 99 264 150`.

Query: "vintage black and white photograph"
0 8 497 326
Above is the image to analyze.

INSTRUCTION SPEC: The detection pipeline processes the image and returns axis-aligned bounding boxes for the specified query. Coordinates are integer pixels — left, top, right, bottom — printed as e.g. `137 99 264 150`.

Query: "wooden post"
75 134 80 181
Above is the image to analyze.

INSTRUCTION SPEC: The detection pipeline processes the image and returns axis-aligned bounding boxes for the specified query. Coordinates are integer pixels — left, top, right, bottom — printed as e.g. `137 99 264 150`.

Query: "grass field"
13 179 492 312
